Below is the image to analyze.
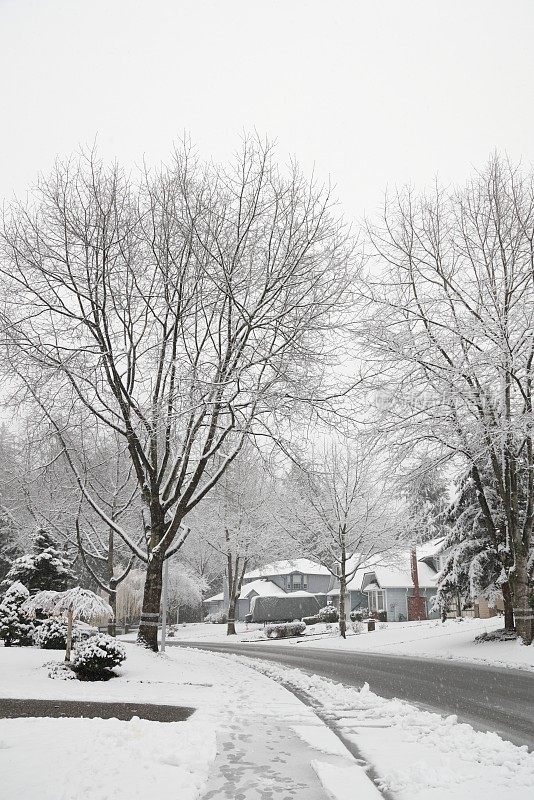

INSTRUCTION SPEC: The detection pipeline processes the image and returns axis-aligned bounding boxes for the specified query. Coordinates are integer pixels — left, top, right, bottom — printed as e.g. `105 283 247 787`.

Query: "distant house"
204 559 334 621
205 546 482 623
326 540 445 621
360 557 439 621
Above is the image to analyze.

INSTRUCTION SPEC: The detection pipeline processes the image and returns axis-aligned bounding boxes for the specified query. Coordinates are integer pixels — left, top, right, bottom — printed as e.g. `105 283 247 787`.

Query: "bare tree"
360 157 534 643
10 425 141 634
279 430 401 637
191 447 286 634
0 138 354 649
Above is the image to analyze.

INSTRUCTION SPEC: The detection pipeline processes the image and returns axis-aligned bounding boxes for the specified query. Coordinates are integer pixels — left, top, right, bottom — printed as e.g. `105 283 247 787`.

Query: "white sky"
1 0 533 223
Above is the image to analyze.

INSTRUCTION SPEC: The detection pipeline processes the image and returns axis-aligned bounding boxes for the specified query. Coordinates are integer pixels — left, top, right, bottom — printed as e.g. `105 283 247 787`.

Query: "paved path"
171 640 534 749
201 714 329 800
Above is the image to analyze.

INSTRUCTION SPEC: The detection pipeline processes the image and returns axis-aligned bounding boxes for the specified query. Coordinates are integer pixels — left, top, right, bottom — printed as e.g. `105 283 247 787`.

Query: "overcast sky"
1 0 533 224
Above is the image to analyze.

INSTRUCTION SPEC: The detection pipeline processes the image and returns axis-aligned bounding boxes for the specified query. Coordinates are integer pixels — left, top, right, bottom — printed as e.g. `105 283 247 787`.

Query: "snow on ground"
0 645 219 800
122 620 267 644
288 616 534 671
227 653 534 800
164 616 534 671
0 643 379 800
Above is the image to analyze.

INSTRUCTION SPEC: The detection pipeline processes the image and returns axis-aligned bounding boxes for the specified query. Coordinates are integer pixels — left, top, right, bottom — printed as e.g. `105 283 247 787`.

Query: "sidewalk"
0 642 380 800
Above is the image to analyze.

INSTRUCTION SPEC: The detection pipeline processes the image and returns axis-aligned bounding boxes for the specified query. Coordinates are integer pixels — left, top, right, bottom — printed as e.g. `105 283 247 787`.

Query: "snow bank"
230 654 534 800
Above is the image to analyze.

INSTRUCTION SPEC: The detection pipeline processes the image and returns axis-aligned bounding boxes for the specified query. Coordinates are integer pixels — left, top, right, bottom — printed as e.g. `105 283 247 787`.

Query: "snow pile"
232 655 534 800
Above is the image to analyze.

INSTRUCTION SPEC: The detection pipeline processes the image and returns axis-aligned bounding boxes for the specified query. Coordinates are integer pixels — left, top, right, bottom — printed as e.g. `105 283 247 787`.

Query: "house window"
368 590 385 612
292 574 302 590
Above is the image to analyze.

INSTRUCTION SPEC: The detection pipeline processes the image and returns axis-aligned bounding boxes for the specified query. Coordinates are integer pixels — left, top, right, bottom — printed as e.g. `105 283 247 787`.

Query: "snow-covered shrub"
350 608 369 622
0 582 34 646
351 621 365 634
474 628 518 643
265 621 306 639
317 605 339 623
34 618 97 650
47 661 77 680
205 610 227 624
72 633 126 678
302 614 320 625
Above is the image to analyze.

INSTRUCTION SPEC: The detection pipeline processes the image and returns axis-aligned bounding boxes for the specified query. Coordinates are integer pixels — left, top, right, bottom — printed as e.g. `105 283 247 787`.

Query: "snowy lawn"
0 643 380 800
0 644 220 800
122 620 268 644
228 653 534 800
242 616 534 671
140 616 534 671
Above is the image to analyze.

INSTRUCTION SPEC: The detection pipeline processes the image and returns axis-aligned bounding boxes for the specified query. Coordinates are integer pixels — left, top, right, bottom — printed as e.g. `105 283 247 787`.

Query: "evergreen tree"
0 511 22 584
1 528 74 594
437 464 515 629
403 458 449 544
0 581 34 646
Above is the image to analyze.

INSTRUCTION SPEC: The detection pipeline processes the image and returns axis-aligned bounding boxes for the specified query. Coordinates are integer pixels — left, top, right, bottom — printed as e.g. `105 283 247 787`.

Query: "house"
205 547 456 623
325 541 445 621
204 559 334 621
360 557 439 621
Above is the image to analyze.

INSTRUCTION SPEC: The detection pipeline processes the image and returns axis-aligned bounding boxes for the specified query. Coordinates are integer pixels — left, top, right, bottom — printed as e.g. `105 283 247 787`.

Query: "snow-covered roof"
244 559 330 579
361 559 437 590
240 580 286 599
205 579 287 604
205 591 224 603
417 537 446 561
363 581 381 592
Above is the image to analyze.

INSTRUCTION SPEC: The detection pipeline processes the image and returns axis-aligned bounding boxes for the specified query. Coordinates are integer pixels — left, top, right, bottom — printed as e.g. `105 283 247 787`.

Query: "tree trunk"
108 583 117 637
339 573 347 639
510 557 533 645
338 543 347 639
137 554 164 651
65 608 73 662
501 581 514 631
227 595 237 635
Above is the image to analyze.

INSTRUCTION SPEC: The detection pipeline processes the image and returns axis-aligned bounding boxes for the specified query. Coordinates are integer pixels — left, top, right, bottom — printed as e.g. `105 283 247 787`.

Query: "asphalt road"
0 698 195 722
172 640 534 749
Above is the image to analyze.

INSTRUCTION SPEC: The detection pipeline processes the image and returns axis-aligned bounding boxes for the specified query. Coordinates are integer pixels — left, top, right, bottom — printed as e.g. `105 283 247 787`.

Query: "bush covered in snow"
72 633 126 678
0 582 34 646
265 621 306 639
474 628 518 643
205 610 228 624
34 618 97 649
350 608 369 622
317 605 339 623
304 606 339 624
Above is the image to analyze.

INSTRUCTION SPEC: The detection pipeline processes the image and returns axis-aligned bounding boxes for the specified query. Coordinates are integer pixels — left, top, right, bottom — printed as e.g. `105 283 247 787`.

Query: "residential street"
173 641 534 749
